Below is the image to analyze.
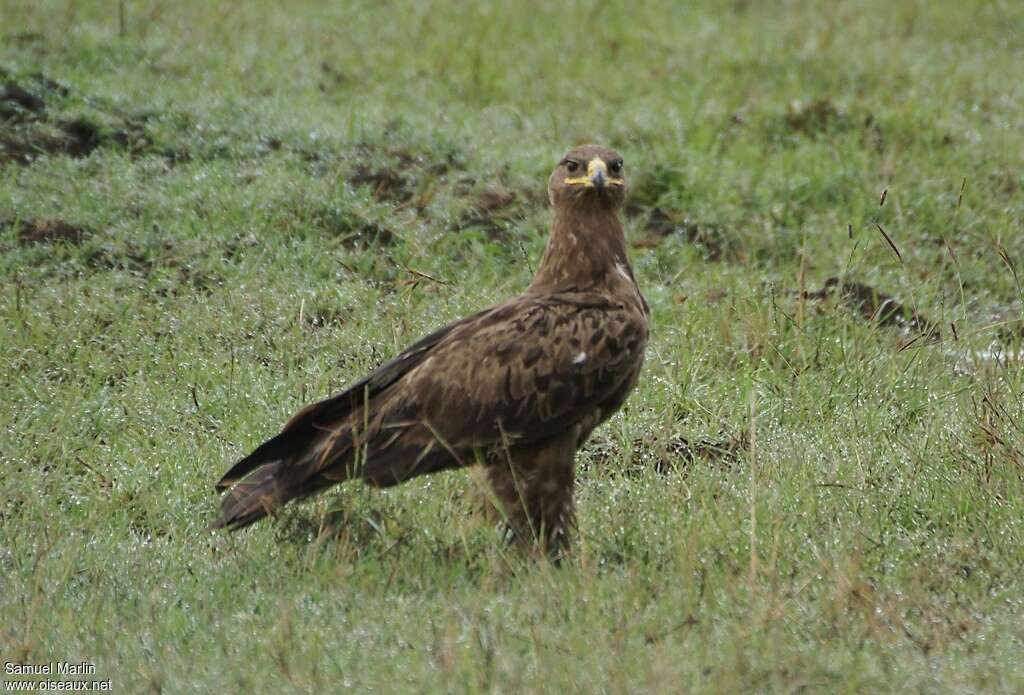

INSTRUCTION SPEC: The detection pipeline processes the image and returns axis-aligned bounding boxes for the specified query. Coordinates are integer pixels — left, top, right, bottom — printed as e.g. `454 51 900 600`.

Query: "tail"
209 461 286 531
210 316 465 531
210 393 360 531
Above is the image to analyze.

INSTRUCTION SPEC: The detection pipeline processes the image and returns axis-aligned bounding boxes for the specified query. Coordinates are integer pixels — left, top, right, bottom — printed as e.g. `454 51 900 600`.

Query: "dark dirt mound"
350 163 413 204
0 73 153 165
784 97 845 135
457 182 527 240
345 144 462 211
11 218 90 245
586 431 746 475
308 206 396 247
805 277 939 338
632 207 732 261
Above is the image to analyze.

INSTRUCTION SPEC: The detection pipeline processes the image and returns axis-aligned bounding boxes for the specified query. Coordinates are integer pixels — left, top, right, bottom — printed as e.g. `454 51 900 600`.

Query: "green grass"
2 0 1024 691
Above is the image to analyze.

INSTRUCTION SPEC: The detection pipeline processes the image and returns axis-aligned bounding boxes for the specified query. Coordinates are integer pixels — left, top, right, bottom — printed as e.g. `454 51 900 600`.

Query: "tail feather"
209 462 285 531
211 318 464 529
215 413 319 492
211 446 358 531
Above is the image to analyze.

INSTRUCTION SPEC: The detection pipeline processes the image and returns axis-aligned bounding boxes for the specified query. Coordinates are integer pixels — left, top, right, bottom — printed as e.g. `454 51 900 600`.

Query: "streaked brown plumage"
212 144 648 556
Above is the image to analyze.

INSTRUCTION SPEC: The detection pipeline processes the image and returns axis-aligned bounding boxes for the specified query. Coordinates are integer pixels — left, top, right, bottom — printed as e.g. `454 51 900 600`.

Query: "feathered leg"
485 430 578 558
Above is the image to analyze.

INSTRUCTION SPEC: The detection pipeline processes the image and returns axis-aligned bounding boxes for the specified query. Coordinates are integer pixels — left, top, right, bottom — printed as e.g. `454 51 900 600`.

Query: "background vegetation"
2 0 1023 691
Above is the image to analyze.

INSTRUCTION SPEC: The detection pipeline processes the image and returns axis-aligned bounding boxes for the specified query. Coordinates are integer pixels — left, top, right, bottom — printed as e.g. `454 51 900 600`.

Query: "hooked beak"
588 159 606 191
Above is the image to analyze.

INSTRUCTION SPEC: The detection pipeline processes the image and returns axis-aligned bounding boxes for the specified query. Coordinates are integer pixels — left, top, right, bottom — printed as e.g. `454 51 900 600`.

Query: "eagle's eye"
565 160 579 173
609 160 623 174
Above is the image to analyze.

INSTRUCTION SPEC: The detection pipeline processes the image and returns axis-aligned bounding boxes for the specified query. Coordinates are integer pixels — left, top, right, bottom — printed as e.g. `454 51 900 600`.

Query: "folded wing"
212 292 646 529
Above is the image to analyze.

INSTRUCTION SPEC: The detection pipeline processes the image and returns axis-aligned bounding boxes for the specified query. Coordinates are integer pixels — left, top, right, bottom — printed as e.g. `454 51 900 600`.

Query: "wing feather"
356 291 648 484
214 307 488 490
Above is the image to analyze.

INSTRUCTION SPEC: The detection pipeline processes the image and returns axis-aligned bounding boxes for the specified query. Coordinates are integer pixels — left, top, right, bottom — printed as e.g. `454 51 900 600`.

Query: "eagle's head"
548 144 627 211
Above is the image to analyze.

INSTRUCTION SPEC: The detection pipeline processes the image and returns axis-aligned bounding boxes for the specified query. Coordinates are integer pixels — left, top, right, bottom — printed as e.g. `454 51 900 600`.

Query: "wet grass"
2 0 1024 691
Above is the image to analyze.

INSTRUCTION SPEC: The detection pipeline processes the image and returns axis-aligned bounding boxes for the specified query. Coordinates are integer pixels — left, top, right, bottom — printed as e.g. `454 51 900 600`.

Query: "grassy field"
3 0 1024 691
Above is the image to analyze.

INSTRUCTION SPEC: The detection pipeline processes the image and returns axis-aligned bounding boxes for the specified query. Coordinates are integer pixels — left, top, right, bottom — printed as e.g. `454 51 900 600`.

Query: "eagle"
212 144 649 556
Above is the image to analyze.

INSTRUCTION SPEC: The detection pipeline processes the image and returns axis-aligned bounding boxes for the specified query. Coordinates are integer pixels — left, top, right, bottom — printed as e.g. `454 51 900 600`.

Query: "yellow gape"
564 158 624 188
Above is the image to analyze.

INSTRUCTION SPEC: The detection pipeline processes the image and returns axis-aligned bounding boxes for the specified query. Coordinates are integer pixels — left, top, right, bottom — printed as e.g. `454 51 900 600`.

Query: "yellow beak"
564 157 624 190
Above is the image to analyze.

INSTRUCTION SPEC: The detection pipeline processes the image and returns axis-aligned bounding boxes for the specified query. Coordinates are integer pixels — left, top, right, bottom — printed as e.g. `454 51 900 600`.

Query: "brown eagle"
212 144 648 555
